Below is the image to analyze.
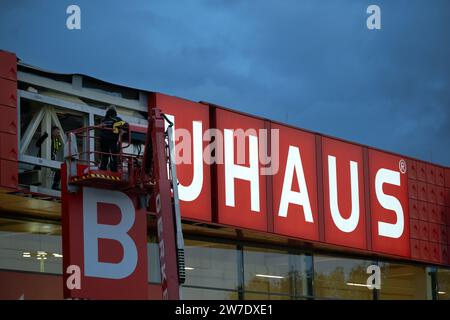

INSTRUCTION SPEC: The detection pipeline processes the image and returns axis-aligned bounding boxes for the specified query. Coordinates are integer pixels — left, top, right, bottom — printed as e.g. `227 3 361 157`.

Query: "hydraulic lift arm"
144 108 185 300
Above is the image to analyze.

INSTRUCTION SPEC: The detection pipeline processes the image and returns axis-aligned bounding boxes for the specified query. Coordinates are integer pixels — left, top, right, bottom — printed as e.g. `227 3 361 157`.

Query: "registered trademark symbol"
399 159 407 174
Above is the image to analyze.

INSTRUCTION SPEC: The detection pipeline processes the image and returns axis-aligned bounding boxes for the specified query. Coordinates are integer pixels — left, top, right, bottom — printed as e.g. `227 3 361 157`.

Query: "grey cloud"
0 0 448 164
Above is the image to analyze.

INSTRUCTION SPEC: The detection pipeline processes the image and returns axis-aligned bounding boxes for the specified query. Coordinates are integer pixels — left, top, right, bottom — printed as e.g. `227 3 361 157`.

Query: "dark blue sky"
1 0 449 165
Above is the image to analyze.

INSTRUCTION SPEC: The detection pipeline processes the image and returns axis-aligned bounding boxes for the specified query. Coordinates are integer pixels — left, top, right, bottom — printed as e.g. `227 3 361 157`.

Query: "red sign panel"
272 123 319 240
61 165 148 299
215 109 268 232
369 149 410 257
149 94 448 265
322 138 366 249
150 93 212 222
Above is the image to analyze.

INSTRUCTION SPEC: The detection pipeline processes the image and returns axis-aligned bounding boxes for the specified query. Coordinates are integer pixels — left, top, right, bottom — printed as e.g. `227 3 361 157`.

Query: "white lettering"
83 187 138 279
375 168 404 238
224 129 260 212
278 146 313 222
328 156 360 233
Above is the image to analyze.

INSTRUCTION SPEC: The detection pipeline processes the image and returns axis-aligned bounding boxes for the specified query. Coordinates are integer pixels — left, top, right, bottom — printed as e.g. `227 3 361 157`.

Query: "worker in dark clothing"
51 126 63 190
99 106 127 172
35 126 63 190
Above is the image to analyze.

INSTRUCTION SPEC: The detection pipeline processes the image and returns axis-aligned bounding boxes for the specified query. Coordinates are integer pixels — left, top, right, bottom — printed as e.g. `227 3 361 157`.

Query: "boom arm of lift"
63 108 185 299
143 108 185 300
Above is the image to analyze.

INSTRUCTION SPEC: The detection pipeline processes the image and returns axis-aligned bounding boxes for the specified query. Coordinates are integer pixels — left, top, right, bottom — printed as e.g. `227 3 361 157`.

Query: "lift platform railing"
64 125 153 192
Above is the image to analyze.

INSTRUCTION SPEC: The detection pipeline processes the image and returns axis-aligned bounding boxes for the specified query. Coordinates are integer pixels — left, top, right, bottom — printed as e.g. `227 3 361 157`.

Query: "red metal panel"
0 133 18 161
420 240 430 261
0 51 17 81
0 270 63 300
430 223 440 243
445 169 450 188
363 148 372 251
410 239 421 259
316 136 325 242
0 105 17 135
409 199 419 219
429 242 440 263
410 219 420 239
216 108 269 232
419 201 428 221
441 245 449 265
428 204 438 223
427 184 437 204
437 206 446 225
153 93 212 222
264 120 275 233
146 108 181 300
369 150 409 258
426 164 436 185
0 159 18 189
0 78 17 108
418 182 428 201
419 221 429 241
444 188 450 208
447 207 450 225
272 122 319 240
436 167 445 186
440 225 448 244
408 180 418 199
60 164 148 299
322 137 366 250
436 186 446 206
407 159 417 180
417 162 427 182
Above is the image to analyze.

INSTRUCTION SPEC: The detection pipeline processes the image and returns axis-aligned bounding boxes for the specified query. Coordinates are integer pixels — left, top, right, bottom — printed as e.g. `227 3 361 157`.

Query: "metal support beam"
19 90 148 126
19 107 45 155
18 71 147 112
41 108 52 188
49 106 67 144
88 113 95 163
19 154 61 170
72 74 82 90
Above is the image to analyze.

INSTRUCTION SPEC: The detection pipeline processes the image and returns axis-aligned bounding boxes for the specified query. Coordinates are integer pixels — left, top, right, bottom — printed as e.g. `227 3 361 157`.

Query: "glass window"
0 218 62 274
436 268 450 300
243 247 292 296
184 240 238 290
378 262 431 300
291 253 313 298
243 292 291 300
182 287 238 300
313 255 373 300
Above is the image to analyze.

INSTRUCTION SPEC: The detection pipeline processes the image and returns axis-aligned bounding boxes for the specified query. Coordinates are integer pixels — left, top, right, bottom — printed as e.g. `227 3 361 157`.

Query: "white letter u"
328 156 360 233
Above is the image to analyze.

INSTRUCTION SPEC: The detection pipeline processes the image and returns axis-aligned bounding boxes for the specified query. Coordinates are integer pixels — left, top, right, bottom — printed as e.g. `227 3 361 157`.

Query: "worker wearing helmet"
99 105 127 172
51 126 63 189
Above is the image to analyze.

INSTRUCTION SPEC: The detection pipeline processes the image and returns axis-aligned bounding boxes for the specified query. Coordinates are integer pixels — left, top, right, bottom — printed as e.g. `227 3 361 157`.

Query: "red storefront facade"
1 49 450 300
150 92 450 266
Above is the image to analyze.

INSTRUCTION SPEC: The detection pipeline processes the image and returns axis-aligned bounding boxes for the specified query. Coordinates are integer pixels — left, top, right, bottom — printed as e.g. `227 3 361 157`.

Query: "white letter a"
278 146 313 222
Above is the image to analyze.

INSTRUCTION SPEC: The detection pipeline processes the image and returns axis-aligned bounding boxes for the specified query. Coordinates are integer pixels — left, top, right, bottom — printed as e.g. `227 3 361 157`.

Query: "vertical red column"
0 50 18 190
147 107 180 300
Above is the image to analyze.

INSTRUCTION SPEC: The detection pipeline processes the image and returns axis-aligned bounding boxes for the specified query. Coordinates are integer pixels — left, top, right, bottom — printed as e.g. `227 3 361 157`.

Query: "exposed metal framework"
19 90 148 125
18 69 148 112
16 66 150 198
